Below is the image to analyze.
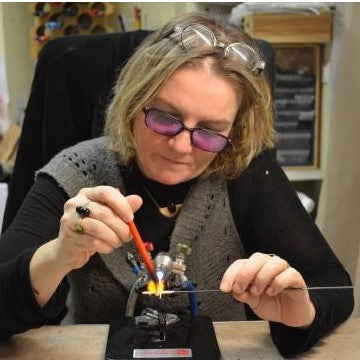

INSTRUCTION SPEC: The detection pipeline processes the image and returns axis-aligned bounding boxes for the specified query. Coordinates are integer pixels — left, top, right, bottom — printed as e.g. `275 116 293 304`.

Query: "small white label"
133 348 192 358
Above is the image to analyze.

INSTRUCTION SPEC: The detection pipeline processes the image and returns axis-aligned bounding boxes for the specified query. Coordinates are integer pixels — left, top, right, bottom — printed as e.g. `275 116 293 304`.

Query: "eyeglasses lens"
192 130 228 152
145 110 182 136
226 44 258 70
181 25 214 50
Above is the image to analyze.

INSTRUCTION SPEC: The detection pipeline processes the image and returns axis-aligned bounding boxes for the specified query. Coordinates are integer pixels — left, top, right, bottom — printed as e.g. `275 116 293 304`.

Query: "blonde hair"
105 13 275 180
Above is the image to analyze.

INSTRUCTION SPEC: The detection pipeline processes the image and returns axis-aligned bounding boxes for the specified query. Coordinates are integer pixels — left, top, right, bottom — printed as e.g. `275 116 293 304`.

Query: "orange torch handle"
128 221 157 281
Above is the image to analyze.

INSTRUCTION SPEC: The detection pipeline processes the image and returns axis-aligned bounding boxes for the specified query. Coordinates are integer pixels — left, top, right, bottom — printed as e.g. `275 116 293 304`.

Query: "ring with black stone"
76 205 91 217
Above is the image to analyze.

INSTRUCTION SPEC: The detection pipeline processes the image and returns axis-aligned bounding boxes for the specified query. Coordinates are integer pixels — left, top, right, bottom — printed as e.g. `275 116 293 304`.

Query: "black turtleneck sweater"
123 162 196 254
0 151 354 358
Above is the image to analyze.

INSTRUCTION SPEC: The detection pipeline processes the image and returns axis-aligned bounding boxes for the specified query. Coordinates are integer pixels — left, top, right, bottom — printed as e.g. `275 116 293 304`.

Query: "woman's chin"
148 171 195 185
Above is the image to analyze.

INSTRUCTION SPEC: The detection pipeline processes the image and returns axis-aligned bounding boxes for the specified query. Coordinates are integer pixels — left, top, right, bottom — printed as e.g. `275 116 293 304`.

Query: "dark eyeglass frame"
142 107 232 153
169 23 265 76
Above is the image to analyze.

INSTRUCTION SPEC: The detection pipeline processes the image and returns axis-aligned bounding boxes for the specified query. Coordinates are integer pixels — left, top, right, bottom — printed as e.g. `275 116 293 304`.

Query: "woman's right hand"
54 186 143 270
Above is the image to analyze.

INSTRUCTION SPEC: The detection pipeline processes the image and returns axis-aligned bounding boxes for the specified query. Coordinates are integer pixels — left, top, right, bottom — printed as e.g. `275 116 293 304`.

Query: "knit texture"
37 137 246 322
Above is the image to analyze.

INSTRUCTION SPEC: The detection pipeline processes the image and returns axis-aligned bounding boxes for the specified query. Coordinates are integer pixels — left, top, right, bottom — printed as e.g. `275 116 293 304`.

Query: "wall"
1 3 33 124
115 2 207 30
0 4 5 54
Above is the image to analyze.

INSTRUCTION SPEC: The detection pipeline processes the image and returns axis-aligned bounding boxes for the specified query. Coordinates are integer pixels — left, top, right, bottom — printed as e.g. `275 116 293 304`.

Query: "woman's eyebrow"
152 97 181 114
153 96 232 125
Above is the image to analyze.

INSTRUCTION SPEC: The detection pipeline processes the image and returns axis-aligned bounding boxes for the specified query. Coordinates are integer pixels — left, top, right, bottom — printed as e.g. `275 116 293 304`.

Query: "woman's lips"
160 155 187 165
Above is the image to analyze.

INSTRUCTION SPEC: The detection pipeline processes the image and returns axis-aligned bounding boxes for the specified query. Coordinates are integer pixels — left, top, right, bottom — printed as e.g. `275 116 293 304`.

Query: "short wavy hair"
105 12 275 180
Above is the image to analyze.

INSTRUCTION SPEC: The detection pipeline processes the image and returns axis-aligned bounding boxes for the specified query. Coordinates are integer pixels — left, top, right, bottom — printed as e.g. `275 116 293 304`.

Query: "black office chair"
1 30 151 232
1 31 275 233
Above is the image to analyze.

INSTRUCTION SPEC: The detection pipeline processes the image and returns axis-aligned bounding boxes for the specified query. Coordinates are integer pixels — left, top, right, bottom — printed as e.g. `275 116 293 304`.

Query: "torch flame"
146 280 165 298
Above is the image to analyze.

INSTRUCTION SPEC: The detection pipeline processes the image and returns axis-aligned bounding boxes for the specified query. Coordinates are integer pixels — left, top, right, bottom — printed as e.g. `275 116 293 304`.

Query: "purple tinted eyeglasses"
143 107 231 153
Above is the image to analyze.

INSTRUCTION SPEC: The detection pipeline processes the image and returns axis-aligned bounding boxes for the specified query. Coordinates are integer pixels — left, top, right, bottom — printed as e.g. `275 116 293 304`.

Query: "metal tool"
142 285 354 296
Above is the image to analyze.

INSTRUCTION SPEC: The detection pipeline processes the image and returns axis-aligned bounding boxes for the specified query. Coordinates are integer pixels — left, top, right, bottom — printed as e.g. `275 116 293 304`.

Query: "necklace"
143 186 183 218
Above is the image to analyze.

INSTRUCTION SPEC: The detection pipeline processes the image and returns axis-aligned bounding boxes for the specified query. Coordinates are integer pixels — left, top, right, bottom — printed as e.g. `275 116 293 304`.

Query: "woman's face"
133 64 242 185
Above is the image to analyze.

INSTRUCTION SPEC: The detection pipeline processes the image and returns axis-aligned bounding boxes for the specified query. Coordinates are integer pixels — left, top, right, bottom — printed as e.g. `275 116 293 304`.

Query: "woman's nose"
168 129 193 153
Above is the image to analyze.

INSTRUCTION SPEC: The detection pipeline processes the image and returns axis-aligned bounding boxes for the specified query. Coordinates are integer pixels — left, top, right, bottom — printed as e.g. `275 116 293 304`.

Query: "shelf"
244 13 332 44
274 44 321 168
285 169 323 181
29 2 114 61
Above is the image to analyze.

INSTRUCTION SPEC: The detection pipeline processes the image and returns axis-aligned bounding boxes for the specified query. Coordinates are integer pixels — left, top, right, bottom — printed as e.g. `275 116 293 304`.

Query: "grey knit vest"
37 137 246 322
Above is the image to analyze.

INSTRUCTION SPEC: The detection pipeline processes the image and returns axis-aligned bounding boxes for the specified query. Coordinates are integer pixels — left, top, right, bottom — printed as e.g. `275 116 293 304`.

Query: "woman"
0 13 353 357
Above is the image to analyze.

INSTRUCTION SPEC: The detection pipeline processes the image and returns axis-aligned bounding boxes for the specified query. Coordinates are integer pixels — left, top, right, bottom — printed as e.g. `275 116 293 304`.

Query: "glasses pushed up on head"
143 108 231 153
170 23 265 76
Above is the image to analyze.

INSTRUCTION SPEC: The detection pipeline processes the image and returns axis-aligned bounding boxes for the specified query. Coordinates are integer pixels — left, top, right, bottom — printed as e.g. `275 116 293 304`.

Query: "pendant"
159 203 183 218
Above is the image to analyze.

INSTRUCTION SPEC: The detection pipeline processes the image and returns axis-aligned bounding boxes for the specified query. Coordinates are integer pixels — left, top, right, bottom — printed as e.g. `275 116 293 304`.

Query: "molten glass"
146 280 165 297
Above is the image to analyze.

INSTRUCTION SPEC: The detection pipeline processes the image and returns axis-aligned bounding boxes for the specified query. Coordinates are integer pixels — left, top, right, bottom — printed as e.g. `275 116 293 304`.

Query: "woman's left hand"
220 252 315 328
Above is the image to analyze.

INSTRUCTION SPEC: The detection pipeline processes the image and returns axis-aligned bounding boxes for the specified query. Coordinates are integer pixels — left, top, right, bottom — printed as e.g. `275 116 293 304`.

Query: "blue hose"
184 281 199 316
